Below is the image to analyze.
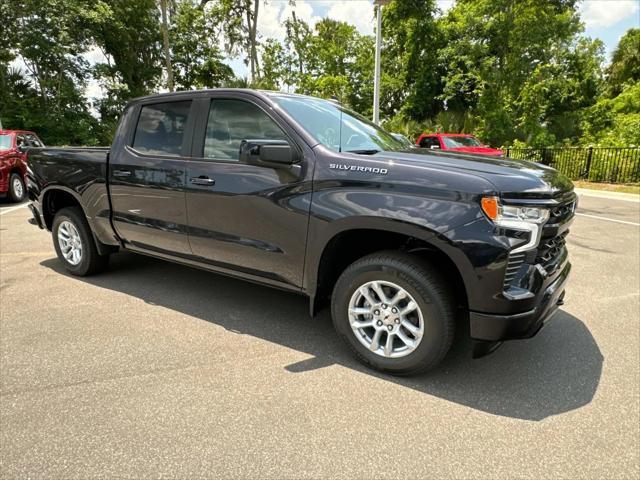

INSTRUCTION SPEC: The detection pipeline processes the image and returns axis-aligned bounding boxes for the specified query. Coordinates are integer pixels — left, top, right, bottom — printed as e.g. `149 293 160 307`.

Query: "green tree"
606 28 640 97
516 37 605 146
437 0 585 146
382 0 442 120
170 1 235 89
207 0 261 83
86 0 162 135
0 0 101 145
257 39 291 91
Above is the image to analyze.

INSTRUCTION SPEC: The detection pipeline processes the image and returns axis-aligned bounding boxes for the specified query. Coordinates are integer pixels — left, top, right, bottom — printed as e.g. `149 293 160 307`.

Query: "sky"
12 0 640 101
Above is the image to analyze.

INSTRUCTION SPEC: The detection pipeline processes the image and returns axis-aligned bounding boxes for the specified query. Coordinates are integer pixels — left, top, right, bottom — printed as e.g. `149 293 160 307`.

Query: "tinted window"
203 99 287 160
132 101 191 156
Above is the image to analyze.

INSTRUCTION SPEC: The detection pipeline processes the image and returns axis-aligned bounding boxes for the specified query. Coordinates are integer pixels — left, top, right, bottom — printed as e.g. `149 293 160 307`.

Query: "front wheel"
332 251 455 375
7 173 26 203
52 207 109 276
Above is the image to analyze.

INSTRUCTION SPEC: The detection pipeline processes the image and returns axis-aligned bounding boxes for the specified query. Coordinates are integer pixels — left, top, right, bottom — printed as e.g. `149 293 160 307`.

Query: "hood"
377 149 574 199
447 146 503 156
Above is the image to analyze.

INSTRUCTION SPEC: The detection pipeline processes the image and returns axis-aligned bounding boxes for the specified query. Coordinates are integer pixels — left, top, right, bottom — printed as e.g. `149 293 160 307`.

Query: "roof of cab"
0 129 37 135
127 88 334 105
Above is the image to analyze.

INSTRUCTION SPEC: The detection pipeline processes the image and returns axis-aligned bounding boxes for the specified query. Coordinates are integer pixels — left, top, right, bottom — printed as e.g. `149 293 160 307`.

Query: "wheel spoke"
389 289 407 306
369 329 382 352
401 319 421 338
359 286 377 306
401 301 418 315
370 281 389 303
349 307 371 316
397 330 416 349
352 319 374 329
384 332 394 356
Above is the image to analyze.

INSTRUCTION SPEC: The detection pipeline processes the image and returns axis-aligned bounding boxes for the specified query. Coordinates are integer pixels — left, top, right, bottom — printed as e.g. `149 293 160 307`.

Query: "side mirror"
430 145 440 150
239 139 298 167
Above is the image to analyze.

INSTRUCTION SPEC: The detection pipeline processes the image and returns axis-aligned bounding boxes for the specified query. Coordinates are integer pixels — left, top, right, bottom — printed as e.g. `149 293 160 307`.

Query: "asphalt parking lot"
1 192 639 479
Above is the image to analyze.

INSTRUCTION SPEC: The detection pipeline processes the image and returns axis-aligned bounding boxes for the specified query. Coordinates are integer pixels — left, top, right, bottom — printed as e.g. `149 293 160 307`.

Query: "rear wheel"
7 173 26 202
52 207 109 276
332 251 455 375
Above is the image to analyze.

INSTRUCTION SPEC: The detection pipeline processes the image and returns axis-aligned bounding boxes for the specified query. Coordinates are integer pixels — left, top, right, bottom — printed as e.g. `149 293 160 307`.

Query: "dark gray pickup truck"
27 89 575 374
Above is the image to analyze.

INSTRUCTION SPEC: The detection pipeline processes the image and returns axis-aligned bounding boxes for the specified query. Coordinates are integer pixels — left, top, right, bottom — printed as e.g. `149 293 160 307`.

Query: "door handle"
113 169 131 177
190 176 215 186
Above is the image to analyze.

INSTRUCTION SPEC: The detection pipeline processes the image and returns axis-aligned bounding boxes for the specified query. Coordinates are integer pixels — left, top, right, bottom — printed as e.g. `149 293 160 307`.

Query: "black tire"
332 251 455 375
7 173 26 203
52 207 109 276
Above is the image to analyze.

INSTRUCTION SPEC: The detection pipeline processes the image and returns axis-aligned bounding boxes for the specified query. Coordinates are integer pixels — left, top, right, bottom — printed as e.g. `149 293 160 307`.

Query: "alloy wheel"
57 220 83 266
347 280 424 358
11 177 23 199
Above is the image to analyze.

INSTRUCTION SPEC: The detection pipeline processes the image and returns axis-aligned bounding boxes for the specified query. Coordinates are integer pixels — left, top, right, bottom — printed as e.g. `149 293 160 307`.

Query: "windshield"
270 95 404 153
0 134 12 151
442 136 482 148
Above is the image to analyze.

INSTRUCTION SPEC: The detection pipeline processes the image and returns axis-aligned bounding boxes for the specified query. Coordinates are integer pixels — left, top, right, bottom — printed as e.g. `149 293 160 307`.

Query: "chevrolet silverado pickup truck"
27 89 575 375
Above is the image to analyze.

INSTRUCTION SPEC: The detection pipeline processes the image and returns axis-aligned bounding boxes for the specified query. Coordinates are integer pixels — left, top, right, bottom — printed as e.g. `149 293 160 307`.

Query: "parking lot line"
575 212 640 226
0 204 29 215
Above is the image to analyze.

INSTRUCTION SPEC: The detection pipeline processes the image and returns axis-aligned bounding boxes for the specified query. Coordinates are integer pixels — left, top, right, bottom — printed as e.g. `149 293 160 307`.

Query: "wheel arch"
41 187 85 230
307 218 473 317
41 187 116 256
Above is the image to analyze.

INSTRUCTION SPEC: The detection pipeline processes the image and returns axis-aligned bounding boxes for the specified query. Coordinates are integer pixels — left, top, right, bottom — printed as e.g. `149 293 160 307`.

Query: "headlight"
481 196 549 253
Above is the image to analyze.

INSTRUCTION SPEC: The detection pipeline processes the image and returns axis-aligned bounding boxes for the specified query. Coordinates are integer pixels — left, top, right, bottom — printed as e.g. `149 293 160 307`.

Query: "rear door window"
132 101 191 156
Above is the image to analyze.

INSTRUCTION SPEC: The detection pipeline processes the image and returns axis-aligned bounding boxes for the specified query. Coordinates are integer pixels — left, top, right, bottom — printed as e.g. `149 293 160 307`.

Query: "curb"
574 188 640 203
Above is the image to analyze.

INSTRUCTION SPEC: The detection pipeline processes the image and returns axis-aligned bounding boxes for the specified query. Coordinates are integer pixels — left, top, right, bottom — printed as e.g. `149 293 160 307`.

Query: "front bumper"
469 260 571 342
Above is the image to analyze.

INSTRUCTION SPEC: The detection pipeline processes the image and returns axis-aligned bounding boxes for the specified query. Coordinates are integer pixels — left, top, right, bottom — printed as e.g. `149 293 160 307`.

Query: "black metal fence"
505 147 640 184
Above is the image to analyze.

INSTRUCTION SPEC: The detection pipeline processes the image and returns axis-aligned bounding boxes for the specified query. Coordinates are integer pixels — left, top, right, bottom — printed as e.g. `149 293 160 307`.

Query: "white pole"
373 3 383 124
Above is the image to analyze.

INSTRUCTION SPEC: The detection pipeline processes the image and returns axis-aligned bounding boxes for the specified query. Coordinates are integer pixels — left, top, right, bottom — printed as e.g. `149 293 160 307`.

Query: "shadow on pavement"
41 252 603 421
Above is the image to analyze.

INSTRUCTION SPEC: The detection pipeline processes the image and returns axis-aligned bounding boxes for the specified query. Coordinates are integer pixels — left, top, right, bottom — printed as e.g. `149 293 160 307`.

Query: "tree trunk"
251 0 260 79
246 0 260 83
246 9 254 83
291 11 304 75
160 0 174 91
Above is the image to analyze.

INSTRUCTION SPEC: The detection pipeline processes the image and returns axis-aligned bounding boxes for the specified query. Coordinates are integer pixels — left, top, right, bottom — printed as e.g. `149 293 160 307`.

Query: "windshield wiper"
345 149 381 155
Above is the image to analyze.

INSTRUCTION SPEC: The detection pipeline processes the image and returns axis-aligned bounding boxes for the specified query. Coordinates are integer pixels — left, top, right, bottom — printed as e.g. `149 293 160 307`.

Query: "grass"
573 180 640 195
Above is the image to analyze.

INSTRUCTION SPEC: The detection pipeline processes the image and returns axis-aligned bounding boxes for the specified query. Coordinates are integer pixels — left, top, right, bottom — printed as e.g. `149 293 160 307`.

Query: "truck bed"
27 146 115 246
27 147 109 193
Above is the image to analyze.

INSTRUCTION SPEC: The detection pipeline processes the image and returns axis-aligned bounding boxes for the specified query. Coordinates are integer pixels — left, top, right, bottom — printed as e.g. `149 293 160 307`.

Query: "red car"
416 133 503 157
0 130 44 202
